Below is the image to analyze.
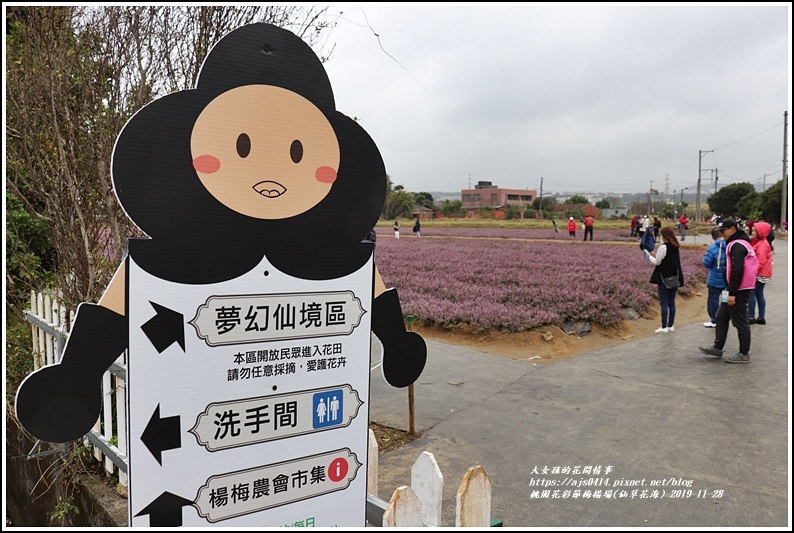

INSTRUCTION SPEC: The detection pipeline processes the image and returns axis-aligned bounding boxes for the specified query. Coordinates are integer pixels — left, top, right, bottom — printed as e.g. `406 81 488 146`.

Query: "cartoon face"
191 85 340 219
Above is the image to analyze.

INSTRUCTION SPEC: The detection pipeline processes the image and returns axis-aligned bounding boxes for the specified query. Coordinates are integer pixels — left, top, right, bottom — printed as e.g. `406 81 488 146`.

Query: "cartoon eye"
236 133 251 158
290 140 303 164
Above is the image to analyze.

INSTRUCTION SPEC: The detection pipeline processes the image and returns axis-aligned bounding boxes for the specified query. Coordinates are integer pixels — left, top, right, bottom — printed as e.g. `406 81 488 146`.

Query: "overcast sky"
319 3 791 197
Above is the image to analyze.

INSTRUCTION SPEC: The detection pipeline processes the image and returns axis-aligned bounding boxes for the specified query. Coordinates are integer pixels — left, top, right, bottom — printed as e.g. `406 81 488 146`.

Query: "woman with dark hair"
646 227 684 333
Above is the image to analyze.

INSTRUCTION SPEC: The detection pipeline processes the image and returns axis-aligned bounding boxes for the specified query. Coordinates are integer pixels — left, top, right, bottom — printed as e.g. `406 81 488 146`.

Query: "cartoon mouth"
253 181 287 198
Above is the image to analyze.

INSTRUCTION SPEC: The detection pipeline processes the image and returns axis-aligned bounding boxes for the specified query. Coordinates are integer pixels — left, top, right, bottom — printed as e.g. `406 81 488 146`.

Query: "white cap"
570 217 574 220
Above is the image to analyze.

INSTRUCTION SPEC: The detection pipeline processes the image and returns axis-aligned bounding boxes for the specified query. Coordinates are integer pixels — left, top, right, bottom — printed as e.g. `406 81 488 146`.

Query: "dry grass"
369 421 422 454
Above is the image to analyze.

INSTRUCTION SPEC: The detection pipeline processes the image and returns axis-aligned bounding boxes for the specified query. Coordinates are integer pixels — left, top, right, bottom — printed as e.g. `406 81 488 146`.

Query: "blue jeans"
747 280 766 320
657 284 678 328
707 285 723 322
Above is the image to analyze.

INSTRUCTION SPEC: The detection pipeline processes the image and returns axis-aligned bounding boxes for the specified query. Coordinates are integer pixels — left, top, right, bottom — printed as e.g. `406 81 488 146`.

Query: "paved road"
369 239 789 528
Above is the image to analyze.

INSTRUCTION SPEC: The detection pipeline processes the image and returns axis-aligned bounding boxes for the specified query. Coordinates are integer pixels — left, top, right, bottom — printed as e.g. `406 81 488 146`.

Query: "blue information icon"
313 389 344 429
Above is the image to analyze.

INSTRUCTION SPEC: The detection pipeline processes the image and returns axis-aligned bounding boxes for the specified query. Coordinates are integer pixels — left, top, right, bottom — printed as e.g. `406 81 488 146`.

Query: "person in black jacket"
646 227 684 333
699 218 758 363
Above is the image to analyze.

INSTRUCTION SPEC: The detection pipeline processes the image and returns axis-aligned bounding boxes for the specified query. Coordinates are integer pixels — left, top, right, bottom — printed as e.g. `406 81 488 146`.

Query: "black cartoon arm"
371 286 427 388
15 266 128 444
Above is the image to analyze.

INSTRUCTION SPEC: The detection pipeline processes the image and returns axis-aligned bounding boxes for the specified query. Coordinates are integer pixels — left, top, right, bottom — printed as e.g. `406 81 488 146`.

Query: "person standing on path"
393 219 400 239
646 227 684 333
636 216 645 240
701 227 726 328
552 218 559 233
412 217 421 238
583 214 594 241
642 215 651 235
640 227 656 258
630 215 638 238
653 216 662 242
699 218 758 363
567 216 577 238
747 221 773 325
678 214 689 241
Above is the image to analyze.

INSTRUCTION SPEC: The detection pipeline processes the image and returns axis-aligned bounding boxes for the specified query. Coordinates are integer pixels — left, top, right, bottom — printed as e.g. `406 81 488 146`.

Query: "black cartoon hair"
112 23 385 284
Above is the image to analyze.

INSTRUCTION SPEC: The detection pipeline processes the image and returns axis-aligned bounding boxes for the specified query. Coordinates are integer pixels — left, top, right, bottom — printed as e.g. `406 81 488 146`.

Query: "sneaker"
703 321 717 328
668 326 674 332
724 352 751 364
756 318 766 325
699 345 724 357
655 327 668 333
748 318 757 324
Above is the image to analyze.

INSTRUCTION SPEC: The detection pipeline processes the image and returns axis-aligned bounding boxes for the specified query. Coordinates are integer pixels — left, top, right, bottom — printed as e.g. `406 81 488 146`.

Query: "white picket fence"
366 428 494 527
24 290 492 526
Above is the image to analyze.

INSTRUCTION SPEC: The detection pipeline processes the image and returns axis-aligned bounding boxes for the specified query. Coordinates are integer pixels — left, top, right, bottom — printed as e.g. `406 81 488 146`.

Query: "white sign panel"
127 253 373 527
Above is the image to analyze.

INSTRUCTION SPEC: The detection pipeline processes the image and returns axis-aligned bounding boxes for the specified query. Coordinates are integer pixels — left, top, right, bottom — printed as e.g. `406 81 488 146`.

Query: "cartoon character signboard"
15 23 426 527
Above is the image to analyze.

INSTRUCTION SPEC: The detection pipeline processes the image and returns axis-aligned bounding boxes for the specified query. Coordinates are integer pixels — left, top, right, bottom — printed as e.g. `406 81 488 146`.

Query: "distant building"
601 207 629 218
461 181 537 212
412 205 435 220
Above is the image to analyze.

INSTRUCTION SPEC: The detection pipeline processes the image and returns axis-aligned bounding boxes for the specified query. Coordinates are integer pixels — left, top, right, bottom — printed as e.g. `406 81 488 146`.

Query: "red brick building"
461 181 537 212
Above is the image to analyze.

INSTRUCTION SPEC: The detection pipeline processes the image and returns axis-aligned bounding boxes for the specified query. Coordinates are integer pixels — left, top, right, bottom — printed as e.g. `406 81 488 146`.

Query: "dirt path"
412 283 709 363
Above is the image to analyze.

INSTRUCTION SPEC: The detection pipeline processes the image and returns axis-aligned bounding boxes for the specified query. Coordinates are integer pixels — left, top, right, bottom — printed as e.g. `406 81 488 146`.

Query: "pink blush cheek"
193 155 220 174
315 166 337 184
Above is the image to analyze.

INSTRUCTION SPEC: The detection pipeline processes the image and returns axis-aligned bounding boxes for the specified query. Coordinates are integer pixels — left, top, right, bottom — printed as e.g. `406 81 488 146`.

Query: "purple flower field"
375 236 708 332
378 225 638 242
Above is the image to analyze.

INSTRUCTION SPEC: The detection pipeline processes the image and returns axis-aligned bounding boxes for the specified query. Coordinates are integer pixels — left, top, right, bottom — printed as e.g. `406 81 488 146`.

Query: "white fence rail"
24 291 492 525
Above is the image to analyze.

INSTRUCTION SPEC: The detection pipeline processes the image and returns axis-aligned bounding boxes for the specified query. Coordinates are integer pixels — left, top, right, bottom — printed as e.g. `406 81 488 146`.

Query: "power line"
712 122 784 151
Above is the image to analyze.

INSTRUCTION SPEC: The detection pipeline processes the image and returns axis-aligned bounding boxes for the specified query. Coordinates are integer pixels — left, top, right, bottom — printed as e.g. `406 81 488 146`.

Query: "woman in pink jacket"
747 221 773 325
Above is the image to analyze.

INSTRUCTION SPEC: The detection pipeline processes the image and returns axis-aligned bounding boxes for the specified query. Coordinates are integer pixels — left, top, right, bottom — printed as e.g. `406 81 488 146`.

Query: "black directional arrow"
135 491 194 527
141 301 185 353
141 404 181 465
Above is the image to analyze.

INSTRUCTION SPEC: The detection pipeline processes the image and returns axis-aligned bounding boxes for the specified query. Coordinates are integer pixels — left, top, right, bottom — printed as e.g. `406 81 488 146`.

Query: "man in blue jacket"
701 227 726 327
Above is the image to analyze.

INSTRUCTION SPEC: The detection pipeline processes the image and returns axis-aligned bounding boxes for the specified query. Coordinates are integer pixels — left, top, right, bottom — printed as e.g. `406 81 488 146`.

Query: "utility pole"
715 169 719 191
781 111 788 229
649 179 654 216
538 176 543 219
673 188 677 219
762 173 767 191
697 149 713 223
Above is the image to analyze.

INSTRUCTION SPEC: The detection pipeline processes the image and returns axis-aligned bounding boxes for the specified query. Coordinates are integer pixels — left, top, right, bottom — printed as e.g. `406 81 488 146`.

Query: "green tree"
5 190 56 309
564 195 590 205
735 191 760 220
755 180 783 224
439 199 465 217
532 197 558 212
658 202 677 219
595 199 611 209
412 191 435 209
383 190 415 219
504 205 522 220
706 182 756 218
